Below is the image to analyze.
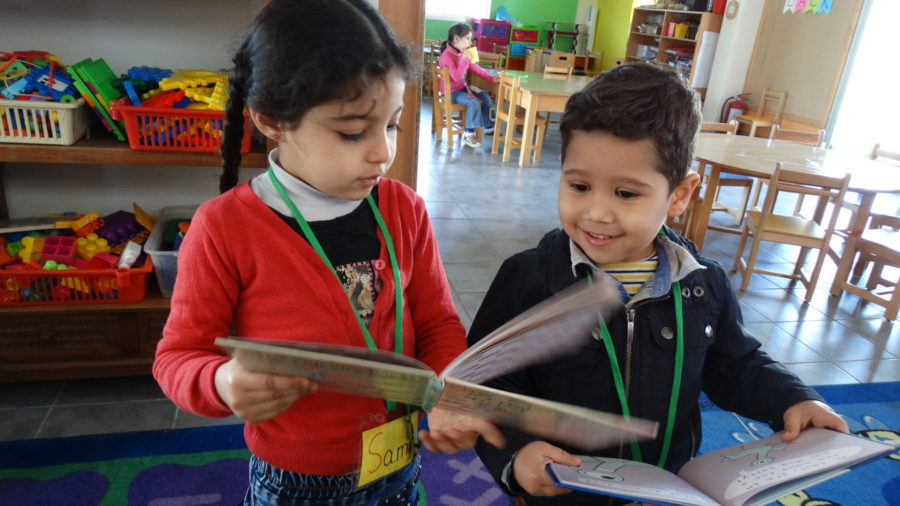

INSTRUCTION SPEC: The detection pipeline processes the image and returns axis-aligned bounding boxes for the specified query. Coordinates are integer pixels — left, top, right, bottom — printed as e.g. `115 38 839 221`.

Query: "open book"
546 428 894 506
215 278 659 450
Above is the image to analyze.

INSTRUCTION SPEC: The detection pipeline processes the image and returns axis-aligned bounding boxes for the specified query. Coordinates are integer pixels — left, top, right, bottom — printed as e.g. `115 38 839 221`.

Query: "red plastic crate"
476 36 509 53
511 28 539 43
1 259 153 306
110 99 251 153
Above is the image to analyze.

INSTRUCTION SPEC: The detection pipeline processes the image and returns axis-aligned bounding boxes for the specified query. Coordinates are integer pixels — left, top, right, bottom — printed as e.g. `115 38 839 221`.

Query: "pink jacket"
438 44 494 94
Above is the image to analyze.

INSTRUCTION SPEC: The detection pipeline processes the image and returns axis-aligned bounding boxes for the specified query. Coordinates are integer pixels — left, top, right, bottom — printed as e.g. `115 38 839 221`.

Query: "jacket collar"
566 231 706 305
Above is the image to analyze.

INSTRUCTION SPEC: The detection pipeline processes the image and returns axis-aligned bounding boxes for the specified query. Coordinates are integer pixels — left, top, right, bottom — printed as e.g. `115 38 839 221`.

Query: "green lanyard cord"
267 167 404 411
587 272 683 468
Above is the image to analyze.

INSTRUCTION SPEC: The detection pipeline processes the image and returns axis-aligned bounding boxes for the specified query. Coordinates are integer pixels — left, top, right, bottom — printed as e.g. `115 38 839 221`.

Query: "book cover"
547 428 894 506
216 277 659 450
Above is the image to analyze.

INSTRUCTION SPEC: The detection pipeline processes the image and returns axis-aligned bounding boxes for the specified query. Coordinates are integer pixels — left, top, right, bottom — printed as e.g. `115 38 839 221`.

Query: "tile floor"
1 101 898 443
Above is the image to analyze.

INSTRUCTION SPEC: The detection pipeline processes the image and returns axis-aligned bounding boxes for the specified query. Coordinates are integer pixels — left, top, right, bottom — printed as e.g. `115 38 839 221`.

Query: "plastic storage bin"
0 259 153 306
145 205 197 297
110 99 251 153
510 27 539 43
0 98 90 146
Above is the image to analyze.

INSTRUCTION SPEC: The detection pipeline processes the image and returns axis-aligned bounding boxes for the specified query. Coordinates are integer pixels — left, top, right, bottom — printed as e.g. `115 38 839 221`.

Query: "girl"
438 23 499 148
152 1 502 504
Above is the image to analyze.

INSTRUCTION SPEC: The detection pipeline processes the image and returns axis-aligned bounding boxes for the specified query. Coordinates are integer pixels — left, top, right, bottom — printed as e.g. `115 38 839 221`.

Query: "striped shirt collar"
570 234 706 304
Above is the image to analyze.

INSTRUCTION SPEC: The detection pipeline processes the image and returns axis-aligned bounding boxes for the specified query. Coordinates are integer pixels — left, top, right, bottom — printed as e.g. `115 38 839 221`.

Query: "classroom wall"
425 0 580 47
592 0 650 70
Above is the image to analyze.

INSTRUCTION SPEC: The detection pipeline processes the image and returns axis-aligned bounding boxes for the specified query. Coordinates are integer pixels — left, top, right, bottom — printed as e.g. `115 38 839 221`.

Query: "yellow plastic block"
18 236 45 262
183 80 228 111
76 233 110 260
159 70 226 91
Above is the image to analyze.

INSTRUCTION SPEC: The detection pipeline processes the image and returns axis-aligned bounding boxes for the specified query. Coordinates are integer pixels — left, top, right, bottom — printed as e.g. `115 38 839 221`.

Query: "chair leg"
491 118 503 154
805 250 827 302
733 185 752 226
885 282 900 321
532 120 545 163
501 117 516 163
794 247 810 277
732 223 751 273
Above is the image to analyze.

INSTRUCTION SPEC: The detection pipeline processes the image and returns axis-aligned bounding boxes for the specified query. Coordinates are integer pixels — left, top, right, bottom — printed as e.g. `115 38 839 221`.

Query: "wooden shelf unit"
625 8 722 97
0 128 267 382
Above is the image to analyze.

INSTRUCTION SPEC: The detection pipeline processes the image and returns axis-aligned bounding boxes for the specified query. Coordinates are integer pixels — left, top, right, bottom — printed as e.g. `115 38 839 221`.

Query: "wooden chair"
765 125 827 217
581 51 604 76
732 163 850 302
698 121 753 227
491 43 509 69
842 213 900 320
492 72 549 163
735 88 787 138
477 51 503 69
431 64 467 148
548 51 576 72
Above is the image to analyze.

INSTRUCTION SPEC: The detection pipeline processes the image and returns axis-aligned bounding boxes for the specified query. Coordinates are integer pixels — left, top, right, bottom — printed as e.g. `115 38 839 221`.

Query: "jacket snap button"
705 325 713 337
373 259 386 270
661 327 674 339
681 287 691 298
693 286 705 297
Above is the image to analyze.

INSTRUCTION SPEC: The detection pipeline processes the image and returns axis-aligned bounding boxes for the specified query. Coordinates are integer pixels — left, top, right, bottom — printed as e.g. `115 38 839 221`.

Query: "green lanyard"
586 272 684 468
267 168 404 410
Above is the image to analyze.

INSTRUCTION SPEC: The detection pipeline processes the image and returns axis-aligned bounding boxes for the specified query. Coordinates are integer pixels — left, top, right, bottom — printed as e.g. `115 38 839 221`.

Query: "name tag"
358 412 418 487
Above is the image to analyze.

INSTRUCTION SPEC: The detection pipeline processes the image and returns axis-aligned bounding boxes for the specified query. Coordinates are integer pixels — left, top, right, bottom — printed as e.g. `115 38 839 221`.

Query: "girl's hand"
419 406 506 454
512 441 580 497
214 358 318 423
781 399 848 442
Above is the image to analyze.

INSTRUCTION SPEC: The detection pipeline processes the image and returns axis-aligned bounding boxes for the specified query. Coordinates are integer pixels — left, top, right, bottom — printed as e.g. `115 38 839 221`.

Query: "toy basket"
1 259 153 306
0 98 90 146
110 99 251 153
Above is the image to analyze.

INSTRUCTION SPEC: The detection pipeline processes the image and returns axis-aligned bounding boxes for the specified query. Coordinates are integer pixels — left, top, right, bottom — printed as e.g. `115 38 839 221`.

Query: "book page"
216 338 436 407
437 378 657 450
547 456 719 506
441 277 620 385
678 428 895 506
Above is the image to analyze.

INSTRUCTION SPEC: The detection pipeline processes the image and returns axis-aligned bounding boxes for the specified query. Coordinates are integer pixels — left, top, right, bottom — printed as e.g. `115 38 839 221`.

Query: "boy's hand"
214 358 318 423
419 406 506 454
513 441 580 497
781 399 848 442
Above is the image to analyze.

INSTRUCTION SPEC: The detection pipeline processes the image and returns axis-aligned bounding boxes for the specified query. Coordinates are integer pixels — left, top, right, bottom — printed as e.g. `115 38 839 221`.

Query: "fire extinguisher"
721 93 749 123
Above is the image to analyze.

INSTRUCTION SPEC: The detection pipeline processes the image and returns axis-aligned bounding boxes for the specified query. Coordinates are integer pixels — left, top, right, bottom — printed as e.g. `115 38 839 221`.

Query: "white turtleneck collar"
250 148 366 222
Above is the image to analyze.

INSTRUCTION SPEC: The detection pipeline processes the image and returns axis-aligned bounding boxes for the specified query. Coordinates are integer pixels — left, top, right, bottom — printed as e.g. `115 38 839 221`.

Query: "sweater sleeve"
152 201 237 418
467 59 495 83
400 187 467 375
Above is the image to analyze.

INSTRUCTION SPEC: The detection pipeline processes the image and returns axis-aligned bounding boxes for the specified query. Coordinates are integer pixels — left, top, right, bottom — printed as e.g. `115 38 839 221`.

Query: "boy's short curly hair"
559 63 701 191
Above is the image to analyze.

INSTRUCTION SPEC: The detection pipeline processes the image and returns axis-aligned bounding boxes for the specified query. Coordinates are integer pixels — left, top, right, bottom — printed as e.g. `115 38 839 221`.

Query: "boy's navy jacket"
467 227 822 505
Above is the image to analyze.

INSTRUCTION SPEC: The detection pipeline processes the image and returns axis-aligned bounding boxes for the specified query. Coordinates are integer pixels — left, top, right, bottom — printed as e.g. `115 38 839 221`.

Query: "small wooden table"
692 135 900 287
471 71 592 167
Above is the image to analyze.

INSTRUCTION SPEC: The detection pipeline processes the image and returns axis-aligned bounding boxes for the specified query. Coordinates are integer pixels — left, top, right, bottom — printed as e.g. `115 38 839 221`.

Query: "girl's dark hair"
440 23 473 53
559 63 701 191
220 0 413 193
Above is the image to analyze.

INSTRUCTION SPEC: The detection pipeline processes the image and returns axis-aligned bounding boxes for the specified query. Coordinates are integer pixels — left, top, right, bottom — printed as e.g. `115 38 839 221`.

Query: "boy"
467 63 847 505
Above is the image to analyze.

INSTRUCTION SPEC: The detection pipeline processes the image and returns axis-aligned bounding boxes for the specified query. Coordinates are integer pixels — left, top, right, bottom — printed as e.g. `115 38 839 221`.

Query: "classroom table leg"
518 93 538 168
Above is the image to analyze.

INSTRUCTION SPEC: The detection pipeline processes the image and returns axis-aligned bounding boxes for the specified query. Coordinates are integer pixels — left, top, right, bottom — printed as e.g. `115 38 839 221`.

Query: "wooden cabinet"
626 8 722 98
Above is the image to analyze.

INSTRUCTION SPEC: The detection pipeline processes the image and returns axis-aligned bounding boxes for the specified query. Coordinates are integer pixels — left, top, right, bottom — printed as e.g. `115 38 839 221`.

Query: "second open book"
216 278 659 450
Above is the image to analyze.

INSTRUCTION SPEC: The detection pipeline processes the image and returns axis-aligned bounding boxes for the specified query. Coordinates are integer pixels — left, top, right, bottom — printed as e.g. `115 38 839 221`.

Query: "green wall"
593 0 650 70
425 0 580 48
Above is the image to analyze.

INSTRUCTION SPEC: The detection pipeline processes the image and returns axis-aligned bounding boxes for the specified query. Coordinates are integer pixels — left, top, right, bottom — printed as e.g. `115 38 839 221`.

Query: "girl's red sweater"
153 179 466 475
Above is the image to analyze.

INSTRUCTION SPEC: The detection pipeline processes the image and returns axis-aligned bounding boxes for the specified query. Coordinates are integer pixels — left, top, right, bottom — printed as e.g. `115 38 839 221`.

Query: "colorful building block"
40 235 77 265
75 233 110 260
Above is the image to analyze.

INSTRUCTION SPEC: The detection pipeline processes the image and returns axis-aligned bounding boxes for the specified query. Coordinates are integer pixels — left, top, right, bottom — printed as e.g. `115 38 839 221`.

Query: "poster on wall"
784 0 833 15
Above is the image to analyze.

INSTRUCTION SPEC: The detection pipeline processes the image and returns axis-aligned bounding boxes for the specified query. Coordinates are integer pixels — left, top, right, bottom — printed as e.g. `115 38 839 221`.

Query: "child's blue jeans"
242 453 421 505
451 89 493 130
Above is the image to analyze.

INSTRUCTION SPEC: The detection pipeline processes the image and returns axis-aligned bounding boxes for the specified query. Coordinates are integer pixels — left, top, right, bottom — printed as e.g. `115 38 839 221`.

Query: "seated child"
467 63 848 505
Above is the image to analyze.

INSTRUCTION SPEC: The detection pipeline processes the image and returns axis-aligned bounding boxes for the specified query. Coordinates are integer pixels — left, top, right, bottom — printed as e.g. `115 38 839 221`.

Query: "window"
425 0 490 22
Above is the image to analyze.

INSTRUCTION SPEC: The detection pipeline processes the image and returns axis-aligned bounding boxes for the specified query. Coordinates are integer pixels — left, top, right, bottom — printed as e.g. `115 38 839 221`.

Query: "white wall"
2 0 264 217
701 1 765 122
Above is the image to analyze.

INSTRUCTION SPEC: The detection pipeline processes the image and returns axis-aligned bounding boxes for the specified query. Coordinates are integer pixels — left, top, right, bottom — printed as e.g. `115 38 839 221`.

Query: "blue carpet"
0 383 897 505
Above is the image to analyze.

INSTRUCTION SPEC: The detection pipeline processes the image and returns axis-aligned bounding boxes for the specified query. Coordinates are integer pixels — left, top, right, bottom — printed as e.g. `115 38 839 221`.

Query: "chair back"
496 72 520 118
769 125 824 146
756 162 850 236
491 43 509 68
542 64 573 78
549 51 576 70
755 88 788 124
700 120 738 135
871 143 900 166
478 52 502 69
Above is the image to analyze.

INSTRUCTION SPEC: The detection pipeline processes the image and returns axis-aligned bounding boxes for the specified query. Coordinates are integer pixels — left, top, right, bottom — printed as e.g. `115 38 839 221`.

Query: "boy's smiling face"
558 130 698 265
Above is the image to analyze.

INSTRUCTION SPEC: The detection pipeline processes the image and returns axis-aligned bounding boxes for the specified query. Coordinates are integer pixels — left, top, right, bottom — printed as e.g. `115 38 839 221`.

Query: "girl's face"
452 31 473 51
264 72 406 201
